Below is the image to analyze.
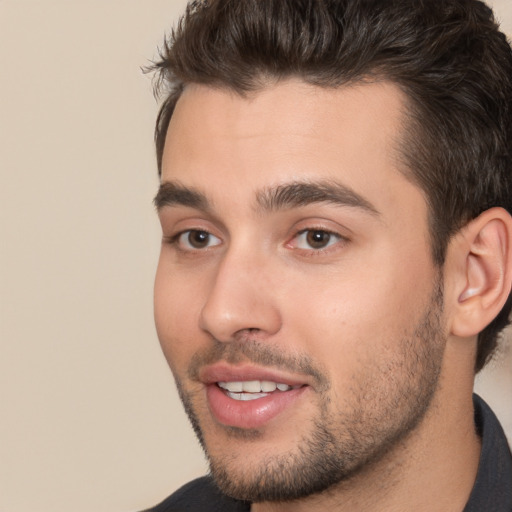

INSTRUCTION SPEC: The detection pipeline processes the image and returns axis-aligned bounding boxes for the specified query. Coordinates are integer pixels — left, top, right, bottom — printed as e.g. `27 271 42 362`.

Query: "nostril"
241 327 263 336
233 327 265 343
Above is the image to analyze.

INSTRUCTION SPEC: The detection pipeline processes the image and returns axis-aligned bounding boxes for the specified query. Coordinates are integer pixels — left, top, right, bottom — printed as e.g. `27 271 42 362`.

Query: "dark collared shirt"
463 394 512 511
145 394 512 511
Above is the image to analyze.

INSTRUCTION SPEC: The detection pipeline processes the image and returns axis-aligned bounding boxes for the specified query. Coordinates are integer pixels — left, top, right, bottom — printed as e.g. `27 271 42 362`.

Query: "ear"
449 207 512 338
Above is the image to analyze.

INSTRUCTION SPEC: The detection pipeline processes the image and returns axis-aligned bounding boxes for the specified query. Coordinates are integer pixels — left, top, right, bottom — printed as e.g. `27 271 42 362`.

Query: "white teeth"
226 392 268 401
218 380 295 394
261 381 277 392
243 380 262 393
218 381 243 392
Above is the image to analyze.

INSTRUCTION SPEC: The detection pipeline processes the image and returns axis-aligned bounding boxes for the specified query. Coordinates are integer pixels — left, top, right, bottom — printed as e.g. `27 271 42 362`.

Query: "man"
145 0 512 510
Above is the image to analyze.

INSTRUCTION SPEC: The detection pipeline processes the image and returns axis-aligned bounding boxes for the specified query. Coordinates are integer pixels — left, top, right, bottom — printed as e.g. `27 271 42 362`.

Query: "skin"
154 80 484 511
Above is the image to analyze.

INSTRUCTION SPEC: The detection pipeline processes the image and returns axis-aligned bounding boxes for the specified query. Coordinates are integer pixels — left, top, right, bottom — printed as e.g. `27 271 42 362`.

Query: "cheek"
283 255 434 374
153 256 206 371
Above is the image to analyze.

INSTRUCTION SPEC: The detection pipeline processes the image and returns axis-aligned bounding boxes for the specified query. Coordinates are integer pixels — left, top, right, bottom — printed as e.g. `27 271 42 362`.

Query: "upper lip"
199 363 311 388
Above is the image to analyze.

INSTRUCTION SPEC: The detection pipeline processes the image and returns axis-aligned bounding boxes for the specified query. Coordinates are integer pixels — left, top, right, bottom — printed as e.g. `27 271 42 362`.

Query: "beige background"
1 1 511 511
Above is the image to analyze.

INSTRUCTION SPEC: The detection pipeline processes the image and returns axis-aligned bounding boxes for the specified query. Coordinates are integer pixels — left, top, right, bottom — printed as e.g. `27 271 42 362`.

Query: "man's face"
154 80 447 501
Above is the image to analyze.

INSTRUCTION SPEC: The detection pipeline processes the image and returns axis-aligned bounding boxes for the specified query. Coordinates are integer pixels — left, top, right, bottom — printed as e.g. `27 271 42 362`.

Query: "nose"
199 247 282 342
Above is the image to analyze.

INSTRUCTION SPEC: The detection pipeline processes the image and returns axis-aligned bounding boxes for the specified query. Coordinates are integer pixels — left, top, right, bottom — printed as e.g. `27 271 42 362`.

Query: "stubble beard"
174 278 446 503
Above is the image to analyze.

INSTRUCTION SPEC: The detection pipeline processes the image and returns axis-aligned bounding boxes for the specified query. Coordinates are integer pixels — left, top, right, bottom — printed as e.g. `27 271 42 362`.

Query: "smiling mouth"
217 380 303 401
205 375 309 428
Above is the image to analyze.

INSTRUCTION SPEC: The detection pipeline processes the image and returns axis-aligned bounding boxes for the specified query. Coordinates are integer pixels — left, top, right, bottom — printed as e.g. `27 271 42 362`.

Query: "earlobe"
451 208 512 338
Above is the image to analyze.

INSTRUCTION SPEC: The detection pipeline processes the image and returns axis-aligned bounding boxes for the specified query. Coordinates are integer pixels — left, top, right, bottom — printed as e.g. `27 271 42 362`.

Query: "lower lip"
206 384 308 429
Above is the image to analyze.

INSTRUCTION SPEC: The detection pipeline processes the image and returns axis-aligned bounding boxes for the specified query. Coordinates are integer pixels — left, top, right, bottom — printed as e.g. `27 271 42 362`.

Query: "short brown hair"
149 0 512 371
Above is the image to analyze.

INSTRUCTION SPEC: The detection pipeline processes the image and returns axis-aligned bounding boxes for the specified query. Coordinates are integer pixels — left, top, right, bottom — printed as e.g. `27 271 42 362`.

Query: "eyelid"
286 226 349 254
165 228 222 252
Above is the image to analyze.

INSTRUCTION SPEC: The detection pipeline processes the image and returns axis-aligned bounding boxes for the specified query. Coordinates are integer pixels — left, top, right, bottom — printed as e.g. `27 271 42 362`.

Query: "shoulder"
141 476 251 512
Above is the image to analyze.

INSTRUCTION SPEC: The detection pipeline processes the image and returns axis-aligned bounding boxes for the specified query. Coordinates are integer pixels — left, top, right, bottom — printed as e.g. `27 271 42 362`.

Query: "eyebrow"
154 181 210 212
256 180 380 216
154 179 379 217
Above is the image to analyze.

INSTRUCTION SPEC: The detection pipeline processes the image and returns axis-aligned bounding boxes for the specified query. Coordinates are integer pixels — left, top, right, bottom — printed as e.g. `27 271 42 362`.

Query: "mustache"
187 338 329 390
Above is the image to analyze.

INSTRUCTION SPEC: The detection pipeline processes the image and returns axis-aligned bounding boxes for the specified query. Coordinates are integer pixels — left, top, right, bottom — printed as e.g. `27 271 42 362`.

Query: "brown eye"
306 230 332 249
178 230 221 250
188 230 210 248
292 229 342 251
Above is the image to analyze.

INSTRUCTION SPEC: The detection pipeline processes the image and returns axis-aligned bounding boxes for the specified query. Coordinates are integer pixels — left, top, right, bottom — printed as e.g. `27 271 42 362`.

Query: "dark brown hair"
149 0 512 372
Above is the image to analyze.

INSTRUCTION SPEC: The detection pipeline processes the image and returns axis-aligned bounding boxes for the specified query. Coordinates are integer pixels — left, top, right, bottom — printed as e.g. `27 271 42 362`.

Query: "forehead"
164 79 405 161
160 79 425 223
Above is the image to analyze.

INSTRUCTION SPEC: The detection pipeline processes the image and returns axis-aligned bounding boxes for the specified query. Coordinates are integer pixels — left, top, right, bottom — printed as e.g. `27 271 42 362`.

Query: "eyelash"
164 229 221 251
289 227 346 254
